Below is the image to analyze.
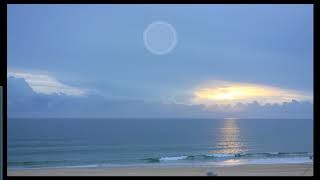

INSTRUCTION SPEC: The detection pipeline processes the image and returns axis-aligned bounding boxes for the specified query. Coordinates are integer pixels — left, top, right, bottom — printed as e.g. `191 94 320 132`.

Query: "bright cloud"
192 81 312 105
7 70 85 96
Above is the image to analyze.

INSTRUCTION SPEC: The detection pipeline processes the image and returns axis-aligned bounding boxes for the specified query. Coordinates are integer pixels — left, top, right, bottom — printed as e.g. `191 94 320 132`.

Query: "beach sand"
8 163 313 176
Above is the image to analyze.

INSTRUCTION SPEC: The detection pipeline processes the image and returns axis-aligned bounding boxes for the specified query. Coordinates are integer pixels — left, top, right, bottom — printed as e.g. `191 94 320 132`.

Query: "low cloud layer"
8 71 85 96
8 77 313 119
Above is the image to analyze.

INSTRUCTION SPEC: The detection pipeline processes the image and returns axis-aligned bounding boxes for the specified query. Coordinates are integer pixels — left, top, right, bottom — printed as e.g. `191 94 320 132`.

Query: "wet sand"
8 163 313 176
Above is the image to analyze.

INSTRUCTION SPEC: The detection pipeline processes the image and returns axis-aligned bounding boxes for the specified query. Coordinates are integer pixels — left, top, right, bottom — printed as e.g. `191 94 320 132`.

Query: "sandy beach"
8 163 313 176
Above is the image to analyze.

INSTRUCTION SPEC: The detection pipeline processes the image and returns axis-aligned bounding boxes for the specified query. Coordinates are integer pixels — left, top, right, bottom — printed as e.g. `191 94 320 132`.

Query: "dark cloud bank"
8 77 313 119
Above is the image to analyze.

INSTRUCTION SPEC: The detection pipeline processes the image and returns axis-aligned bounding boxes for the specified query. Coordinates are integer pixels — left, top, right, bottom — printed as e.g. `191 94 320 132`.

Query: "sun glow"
195 85 274 100
193 81 311 105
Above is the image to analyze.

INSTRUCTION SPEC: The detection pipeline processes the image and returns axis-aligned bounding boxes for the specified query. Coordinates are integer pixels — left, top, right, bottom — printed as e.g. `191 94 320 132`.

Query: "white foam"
207 154 235 158
268 152 280 155
218 157 313 166
60 164 100 169
160 156 188 161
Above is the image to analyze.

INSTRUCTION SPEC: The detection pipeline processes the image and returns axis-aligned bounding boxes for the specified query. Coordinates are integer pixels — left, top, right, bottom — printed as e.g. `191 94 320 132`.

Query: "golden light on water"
211 118 245 155
193 82 311 105
222 159 241 165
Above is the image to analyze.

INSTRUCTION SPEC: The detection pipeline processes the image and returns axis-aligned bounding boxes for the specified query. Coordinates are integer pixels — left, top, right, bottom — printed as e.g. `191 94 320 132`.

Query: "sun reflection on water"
222 159 242 165
210 118 246 154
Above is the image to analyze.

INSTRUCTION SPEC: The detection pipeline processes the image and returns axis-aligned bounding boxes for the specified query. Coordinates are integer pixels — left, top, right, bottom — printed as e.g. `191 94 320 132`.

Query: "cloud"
7 77 313 119
203 100 313 119
192 80 312 105
7 70 85 96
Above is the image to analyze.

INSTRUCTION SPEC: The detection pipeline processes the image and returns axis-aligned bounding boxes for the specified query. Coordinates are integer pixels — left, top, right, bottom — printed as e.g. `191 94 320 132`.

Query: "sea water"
8 118 313 169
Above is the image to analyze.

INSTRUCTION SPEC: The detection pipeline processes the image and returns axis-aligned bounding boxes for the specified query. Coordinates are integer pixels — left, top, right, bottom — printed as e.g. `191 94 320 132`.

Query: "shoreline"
8 163 313 176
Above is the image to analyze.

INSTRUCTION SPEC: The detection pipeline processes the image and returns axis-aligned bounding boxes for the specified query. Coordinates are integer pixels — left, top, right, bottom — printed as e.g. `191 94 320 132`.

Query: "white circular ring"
143 21 178 55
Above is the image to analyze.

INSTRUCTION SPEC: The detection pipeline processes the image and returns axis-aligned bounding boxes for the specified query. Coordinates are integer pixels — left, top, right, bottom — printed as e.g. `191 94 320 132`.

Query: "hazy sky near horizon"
7 4 313 105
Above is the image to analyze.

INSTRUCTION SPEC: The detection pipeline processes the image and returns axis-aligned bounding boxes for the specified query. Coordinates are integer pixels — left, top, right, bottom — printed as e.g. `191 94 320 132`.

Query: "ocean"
8 118 313 169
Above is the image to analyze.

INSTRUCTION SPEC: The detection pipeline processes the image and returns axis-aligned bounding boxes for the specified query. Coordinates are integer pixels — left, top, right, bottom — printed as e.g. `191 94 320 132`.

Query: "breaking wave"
142 152 313 163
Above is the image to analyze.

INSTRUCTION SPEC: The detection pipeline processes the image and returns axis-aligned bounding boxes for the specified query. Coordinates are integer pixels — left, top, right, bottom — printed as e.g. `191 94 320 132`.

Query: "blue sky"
7 4 313 108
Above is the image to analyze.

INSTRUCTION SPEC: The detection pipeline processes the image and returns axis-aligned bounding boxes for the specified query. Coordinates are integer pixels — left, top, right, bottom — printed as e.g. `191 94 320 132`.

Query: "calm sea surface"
8 118 313 169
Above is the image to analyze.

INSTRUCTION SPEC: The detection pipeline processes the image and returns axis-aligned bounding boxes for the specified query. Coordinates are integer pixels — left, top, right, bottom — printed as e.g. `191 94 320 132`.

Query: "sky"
7 4 314 118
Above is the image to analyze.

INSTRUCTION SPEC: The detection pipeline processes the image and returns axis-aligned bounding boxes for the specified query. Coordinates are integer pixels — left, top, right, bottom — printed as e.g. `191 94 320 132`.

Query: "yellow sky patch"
192 82 311 105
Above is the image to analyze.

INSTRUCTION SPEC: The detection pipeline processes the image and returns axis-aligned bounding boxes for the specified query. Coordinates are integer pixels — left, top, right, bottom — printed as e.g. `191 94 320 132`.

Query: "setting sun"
193 82 311 105
195 85 274 100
